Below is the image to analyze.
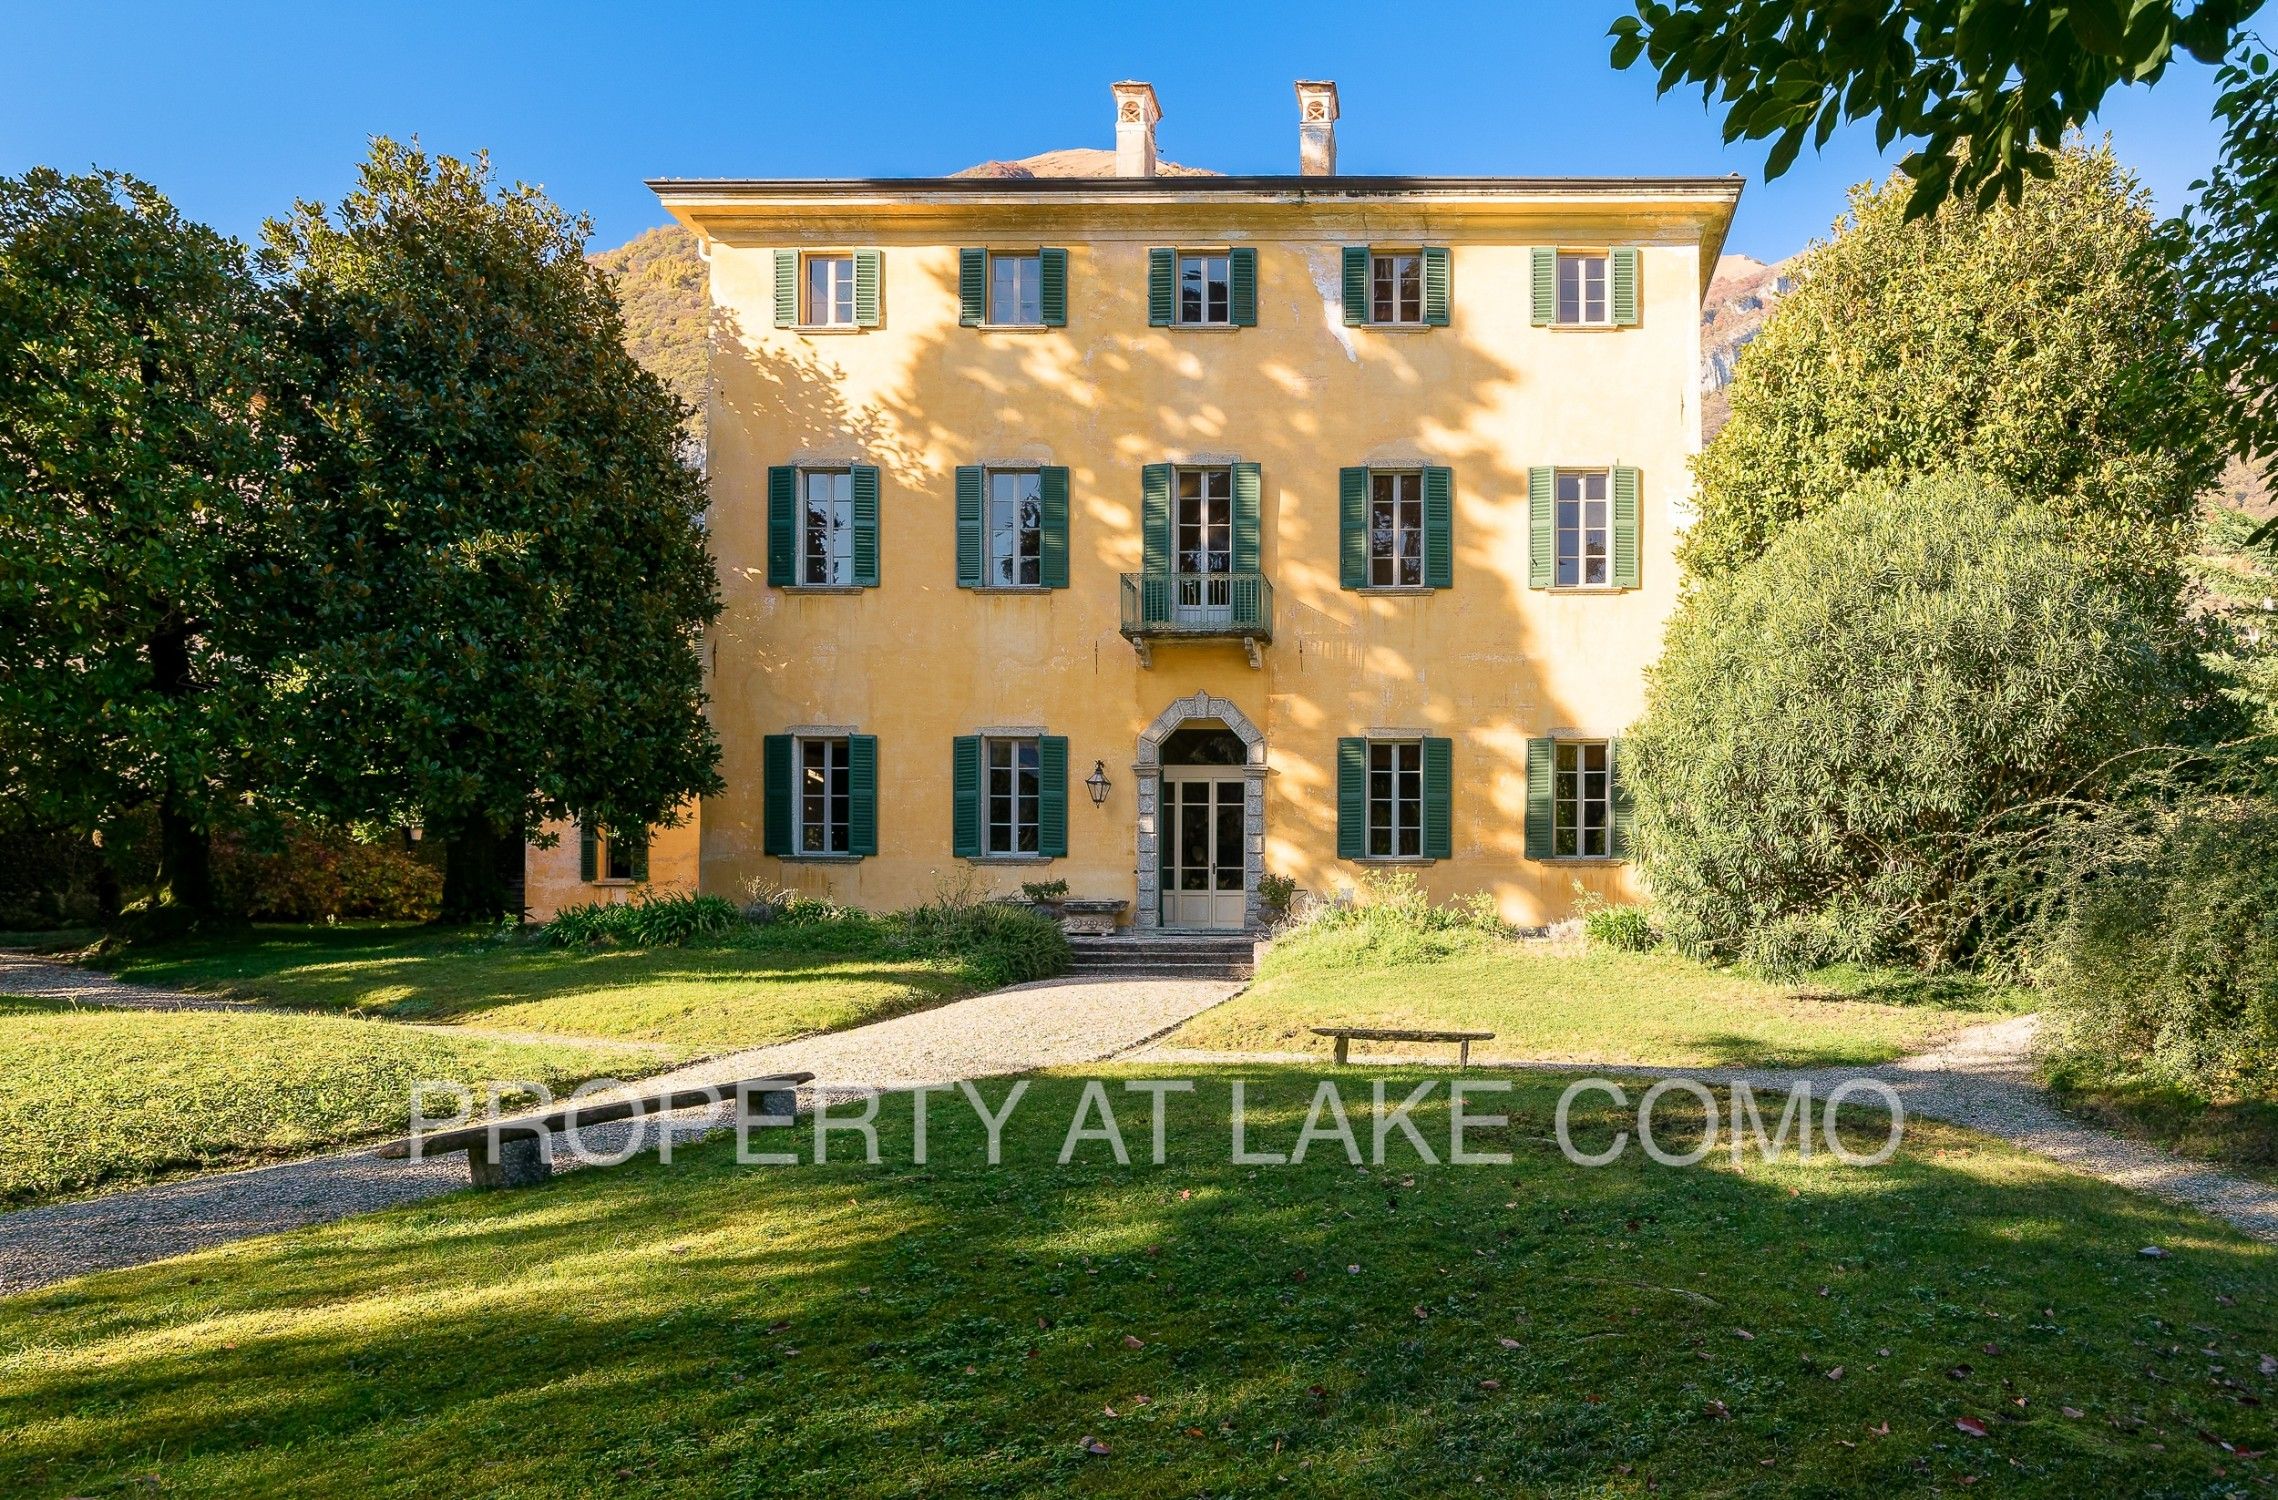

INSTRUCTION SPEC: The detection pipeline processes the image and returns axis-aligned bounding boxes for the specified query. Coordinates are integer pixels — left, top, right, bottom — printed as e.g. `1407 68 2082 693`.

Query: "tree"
1611 1 2261 218
1684 143 2219 590
266 141 721 921
0 169 300 918
1627 472 2208 972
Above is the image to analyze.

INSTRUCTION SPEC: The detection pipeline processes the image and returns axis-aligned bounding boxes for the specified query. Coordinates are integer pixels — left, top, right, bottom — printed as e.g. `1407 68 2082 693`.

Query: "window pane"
1214 780 1244 886
1558 255 1581 323
990 253 1041 325
1179 255 1204 323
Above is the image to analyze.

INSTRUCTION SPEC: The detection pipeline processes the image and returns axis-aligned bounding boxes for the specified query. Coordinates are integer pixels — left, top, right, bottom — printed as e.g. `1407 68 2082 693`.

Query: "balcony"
1119 571 1273 668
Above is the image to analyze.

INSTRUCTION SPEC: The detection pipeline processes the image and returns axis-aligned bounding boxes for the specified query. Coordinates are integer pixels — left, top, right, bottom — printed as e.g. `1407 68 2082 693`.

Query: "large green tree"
0 169 299 918
267 141 720 920
1683 143 2218 588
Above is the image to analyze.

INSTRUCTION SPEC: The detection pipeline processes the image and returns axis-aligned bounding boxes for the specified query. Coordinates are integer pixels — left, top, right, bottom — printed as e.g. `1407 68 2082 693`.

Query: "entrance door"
1174 468 1234 626
1159 771 1246 929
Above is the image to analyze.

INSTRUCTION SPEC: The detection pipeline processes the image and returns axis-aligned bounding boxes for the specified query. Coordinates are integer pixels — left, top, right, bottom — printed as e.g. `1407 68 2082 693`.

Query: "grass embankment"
0 1068 2268 1496
2044 1055 2278 1187
0 997 650 1208
1174 923 2029 1068
99 922 1000 1056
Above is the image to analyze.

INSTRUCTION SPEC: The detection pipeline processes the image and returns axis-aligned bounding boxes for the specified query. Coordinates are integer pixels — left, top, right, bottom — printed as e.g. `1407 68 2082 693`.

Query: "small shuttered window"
953 734 1067 859
1525 738 1630 860
768 465 881 589
1340 467 1452 590
1527 466 1639 591
1337 737 1452 860
775 250 882 329
955 466 1070 589
1343 246 1450 327
960 249 1069 328
1530 247 1638 328
764 733 877 858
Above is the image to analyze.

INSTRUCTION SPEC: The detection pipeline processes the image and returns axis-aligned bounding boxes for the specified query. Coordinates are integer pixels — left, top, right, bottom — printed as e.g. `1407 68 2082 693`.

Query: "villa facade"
530 81 1738 929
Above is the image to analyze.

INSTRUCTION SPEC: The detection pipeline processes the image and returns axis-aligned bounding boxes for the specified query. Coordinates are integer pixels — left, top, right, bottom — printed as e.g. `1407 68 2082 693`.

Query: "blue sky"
0 0 2230 261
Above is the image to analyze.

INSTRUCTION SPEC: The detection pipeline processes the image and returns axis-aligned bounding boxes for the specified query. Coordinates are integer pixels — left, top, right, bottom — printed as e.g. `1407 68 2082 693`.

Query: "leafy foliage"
542 893 743 949
1630 472 2206 972
1611 1 2261 218
1273 872 1506 966
1686 144 2219 590
265 141 721 918
211 823 440 923
588 225 706 449
1582 902 1658 953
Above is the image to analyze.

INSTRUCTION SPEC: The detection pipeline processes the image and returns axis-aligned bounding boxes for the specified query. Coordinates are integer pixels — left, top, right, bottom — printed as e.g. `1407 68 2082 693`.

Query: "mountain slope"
590 224 706 445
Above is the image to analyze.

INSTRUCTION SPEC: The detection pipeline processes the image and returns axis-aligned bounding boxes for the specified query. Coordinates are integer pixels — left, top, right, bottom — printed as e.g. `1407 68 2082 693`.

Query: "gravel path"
1142 1014 2278 1244
0 974 1241 1294
0 952 246 1011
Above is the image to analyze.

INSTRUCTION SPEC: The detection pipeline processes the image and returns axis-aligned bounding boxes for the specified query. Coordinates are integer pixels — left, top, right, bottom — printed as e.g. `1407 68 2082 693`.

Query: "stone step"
1066 963 1253 980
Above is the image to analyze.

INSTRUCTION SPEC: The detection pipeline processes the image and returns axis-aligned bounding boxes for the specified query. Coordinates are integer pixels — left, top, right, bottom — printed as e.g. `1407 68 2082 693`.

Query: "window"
1367 741 1424 858
985 737 1041 855
602 836 639 882
804 253 856 327
1557 253 1608 325
581 823 645 883
1371 252 1423 325
1178 252 1231 325
799 469 854 586
796 737 852 855
1553 741 1612 858
1556 471 1610 588
987 470 1042 587
1176 467 1233 576
1369 471 1425 587
988 252 1042 326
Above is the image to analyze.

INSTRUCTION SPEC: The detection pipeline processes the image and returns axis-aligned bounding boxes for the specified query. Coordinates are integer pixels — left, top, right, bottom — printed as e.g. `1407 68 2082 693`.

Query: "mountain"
590 223 707 445
1700 252 1798 441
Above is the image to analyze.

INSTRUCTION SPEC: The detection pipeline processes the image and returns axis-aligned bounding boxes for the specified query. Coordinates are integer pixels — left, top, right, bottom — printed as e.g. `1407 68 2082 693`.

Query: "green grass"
98 924 995 1056
0 997 659 1208
0 1068 2270 1497
1173 927 2031 1067
2044 1055 2278 1187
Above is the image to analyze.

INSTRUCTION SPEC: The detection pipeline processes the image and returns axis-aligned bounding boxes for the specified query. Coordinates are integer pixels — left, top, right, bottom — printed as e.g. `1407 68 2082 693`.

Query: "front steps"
1066 933 1256 982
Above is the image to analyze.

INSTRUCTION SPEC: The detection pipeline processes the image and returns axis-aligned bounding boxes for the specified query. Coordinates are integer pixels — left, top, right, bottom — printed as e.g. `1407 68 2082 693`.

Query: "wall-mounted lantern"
1085 760 1112 806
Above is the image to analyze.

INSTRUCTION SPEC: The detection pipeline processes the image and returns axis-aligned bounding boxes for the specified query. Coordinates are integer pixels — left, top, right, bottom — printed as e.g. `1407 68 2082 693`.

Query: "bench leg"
1459 1040 1471 1069
468 1135 551 1189
1333 1036 1350 1067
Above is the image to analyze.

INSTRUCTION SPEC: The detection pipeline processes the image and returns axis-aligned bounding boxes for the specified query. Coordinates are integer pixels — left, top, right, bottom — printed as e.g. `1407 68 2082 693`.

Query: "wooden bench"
1312 1027 1496 1068
376 1073 813 1188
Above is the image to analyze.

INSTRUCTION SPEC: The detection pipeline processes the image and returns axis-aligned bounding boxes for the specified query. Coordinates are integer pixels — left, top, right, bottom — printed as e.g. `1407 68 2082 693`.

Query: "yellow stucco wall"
523 807 701 921
667 185 1728 928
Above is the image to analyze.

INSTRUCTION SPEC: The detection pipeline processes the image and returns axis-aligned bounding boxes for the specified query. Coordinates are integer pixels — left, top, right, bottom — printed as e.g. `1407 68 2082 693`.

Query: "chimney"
1296 80 1339 176
1112 81 1161 178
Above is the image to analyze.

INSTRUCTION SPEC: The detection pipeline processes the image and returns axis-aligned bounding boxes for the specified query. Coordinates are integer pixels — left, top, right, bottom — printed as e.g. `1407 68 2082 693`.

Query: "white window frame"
987 251 1044 327
1368 470 1427 588
1176 251 1232 327
1370 250 1424 326
1555 469 1613 590
1366 739 1425 860
985 468 1044 588
795 736 852 856
1556 251 1609 327
803 253 857 328
798 468 855 587
1552 740 1613 859
984 736 1042 856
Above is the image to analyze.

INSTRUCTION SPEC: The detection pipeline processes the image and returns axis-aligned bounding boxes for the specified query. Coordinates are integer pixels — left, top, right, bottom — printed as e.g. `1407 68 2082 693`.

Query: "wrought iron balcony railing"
1118 570 1273 643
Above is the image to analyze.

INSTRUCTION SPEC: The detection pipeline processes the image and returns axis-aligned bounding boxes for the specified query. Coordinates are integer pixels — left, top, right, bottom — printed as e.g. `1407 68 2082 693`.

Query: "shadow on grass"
3 1069 2272 1497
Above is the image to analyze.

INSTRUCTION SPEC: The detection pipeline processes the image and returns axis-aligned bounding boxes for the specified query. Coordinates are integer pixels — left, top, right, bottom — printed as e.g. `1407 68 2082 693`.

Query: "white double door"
1158 769 1247 930
1174 468 1234 626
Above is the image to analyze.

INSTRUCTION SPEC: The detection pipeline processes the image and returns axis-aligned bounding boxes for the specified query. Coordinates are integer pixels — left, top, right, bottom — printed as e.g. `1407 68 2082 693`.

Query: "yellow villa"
527 80 1738 931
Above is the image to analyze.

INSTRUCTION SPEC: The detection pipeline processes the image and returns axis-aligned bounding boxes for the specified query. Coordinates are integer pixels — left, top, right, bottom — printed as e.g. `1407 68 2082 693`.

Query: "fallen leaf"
1103 1405 1119 1418
1122 1335 1145 1350
1079 1436 1110 1456
1705 1400 1732 1420
1583 1392 1603 1404
1827 1367 1845 1381
1497 1337 1522 1349
1869 1421 1890 1436
1479 1379 1502 1390
1413 1306 1430 1322
1185 1427 1205 1438
1177 1189 1191 1201
1948 1364 1974 1381
2262 1354 2277 1376
1734 1328 1755 1341
1983 1343 2002 1356
1347 1264 1361 1275
1131 1394 1150 1406
1291 1268 1308 1283
1956 1417 1989 1438
1878 1348 1892 1357
2141 1245 2170 1259
2062 1406 2084 1419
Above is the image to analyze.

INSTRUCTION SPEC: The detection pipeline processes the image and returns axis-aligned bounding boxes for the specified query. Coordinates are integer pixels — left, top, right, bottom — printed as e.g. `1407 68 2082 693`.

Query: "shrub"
1273 872 1506 966
543 892 740 949
2039 793 2278 1097
1017 879 1069 906
895 894 1068 988
1257 873 1298 925
1582 903 1656 953
211 822 440 922
1628 472 2205 973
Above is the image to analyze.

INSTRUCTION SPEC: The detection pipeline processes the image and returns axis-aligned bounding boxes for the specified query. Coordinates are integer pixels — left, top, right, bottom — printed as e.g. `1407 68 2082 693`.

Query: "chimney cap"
1295 80 1340 121
1112 80 1162 125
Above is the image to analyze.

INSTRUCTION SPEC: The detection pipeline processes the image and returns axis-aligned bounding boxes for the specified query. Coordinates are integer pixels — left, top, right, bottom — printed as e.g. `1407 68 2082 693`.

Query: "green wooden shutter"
955 466 984 587
951 736 981 858
1229 247 1258 327
1232 461 1262 573
1609 737 1634 860
1423 466 1454 590
767 466 797 586
1147 248 1175 326
1611 247 1639 327
1342 246 1369 325
1040 466 1070 589
849 465 881 586
1141 463 1172 575
1339 467 1369 589
1524 738 1554 860
1336 738 1366 860
578 821 597 881
1528 466 1554 590
1611 467 1641 589
627 833 650 884
1423 737 1453 860
849 735 878 857
1423 247 1451 327
1530 247 1555 326
763 735 793 858
1040 248 1068 327
773 250 798 328
958 248 986 326
853 249 882 327
1038 736 1069 858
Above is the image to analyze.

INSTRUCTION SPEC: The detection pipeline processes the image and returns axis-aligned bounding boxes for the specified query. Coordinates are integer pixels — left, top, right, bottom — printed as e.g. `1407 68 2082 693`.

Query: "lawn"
0 1067 2269 1497
2043 1054 2278 1188
1171 926 2031 1067
0 997 659 1208
97 924 995 1056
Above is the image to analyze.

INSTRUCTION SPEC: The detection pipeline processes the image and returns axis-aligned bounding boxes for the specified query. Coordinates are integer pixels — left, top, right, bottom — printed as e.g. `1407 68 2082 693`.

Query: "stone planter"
1057 899 1128 936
